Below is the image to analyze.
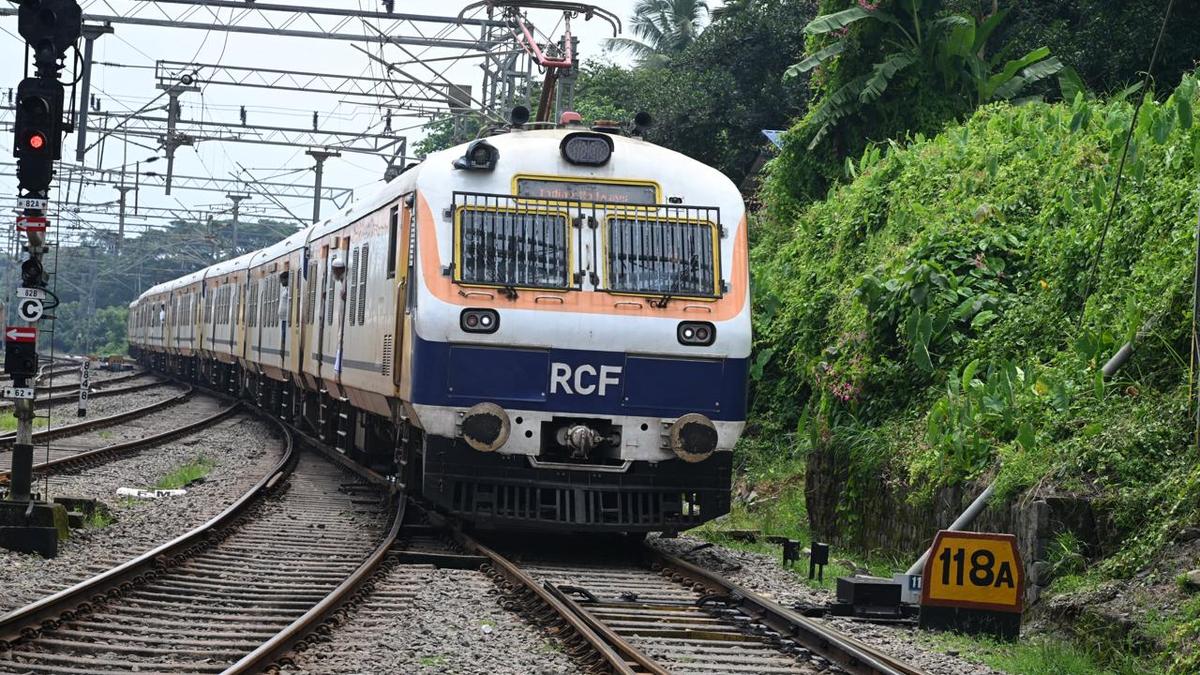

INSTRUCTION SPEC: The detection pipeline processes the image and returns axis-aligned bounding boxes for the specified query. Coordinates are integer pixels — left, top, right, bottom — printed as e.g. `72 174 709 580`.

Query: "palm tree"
606 0 710 67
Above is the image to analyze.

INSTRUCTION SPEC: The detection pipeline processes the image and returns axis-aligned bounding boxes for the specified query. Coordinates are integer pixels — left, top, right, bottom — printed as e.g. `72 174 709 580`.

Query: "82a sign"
920 530 1024 613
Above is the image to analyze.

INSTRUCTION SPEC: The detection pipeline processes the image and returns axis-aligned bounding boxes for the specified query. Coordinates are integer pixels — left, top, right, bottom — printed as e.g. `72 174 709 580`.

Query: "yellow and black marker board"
919 530 1024 640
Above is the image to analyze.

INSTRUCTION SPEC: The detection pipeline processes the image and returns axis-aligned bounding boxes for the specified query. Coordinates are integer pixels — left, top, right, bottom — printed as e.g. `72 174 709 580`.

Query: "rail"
0 399 240 481
0 407 294 646
0 385 191 446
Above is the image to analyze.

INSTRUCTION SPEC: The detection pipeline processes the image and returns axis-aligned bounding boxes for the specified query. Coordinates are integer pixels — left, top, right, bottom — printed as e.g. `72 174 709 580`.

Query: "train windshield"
457 207 571 289
453 191 722 298
606 216 719 297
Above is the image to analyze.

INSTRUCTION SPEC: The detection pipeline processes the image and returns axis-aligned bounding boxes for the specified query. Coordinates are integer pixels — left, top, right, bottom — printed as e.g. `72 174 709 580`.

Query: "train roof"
131 126 740 308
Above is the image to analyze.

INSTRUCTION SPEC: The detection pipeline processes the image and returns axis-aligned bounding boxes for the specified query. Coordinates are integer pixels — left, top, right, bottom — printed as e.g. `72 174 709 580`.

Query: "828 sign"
921 531 1024 613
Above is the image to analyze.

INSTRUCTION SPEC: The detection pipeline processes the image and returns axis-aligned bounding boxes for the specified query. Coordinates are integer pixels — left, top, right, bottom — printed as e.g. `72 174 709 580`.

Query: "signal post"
0 0 82 557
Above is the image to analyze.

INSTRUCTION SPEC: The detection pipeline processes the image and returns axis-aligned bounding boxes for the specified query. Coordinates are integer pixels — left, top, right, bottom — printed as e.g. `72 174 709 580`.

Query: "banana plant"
786 1 1070 150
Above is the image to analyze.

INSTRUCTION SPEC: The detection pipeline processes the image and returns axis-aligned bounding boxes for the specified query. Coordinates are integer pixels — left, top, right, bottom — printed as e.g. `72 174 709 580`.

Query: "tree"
788 1 1066 150
990 0 1200 96
606 0 711 67
579 0 817 182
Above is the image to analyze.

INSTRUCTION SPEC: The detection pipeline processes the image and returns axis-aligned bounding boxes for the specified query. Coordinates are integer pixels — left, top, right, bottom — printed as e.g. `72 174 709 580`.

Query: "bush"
750 74 1200 588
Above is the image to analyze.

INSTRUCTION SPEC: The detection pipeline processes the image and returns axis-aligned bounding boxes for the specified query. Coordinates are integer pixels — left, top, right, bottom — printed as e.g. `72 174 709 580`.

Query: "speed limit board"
920 530 1024 613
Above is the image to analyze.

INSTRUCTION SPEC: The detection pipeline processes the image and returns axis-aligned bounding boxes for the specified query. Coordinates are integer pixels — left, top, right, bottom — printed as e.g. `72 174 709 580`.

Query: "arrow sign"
5 326 36 343
16 216 48 233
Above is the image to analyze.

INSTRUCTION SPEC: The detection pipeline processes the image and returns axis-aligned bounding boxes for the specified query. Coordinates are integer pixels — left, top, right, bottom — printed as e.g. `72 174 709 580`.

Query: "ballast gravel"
39 380 188 429
283 565 578 675
0 414 284 613
649 534 1004 675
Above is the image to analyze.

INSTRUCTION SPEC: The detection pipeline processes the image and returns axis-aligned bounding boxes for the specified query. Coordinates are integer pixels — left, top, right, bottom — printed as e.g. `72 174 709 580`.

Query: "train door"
317 235 350 382
392 194 414 387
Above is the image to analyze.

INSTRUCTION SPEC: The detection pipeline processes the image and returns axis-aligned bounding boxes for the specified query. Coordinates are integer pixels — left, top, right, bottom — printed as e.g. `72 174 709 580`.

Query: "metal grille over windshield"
458 207 570 288
608 217 718 297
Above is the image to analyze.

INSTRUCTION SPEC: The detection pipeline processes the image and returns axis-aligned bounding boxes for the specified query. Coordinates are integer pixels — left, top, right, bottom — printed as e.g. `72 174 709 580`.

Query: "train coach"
129 113 751 532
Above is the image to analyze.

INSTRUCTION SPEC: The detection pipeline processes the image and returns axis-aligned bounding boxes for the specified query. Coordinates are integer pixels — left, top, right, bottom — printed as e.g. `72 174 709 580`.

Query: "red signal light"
26 132 46 151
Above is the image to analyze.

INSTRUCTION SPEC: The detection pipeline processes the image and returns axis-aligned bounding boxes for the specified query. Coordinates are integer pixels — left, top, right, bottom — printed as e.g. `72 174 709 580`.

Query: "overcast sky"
0 0 659 248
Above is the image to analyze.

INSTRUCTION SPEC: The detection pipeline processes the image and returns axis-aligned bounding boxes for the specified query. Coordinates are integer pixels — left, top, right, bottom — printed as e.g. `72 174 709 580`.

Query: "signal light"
13 77 63 160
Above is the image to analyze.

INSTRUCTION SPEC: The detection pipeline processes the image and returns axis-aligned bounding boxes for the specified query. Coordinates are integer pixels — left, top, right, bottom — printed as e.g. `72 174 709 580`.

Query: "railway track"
0 420 400 675
0 394 236 481
447 534 925 675
27 370 143 395
0 377 167 411
4 368 923 675
0 386 192 447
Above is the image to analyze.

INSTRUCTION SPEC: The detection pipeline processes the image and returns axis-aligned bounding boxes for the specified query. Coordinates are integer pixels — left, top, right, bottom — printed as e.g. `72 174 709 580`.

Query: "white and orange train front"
408 127 751 531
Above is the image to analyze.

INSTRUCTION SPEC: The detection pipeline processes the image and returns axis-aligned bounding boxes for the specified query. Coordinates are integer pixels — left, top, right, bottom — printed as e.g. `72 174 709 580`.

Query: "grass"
84 510 114 529
0 412 49 432
154 455 216 490
920 632 1153 675
417 656 445 667
97 429 113 440
689 474 903 591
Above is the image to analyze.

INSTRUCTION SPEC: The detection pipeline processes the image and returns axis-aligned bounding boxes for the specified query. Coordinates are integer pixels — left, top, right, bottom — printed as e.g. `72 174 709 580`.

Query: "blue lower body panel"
412 335 749 421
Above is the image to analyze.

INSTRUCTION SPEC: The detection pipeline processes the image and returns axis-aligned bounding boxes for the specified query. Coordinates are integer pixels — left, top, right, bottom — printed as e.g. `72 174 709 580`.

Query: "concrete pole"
74 24 114 163
306 150 340 223
115 185 134 256
156 81 199 195
226 193 250 254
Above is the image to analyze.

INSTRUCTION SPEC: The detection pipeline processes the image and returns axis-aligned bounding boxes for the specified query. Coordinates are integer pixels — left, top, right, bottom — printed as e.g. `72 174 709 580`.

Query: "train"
128 113 751 532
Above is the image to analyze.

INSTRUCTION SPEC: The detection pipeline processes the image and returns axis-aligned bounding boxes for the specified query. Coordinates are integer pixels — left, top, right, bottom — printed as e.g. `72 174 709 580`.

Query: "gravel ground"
38 381 189 428
649 534 1004 675
0 414 284 612
284 565 578 675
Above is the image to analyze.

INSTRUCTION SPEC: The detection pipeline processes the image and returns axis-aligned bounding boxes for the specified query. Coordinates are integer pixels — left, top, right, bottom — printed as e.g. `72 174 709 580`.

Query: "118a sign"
921 530 1024 613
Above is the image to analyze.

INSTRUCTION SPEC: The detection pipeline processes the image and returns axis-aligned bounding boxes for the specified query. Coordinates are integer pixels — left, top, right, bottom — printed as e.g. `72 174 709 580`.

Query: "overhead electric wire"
1078 0 1175 317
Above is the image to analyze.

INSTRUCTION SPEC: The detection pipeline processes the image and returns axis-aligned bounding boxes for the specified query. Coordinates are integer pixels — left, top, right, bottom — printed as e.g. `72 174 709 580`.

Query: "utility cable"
1078 0 1175 320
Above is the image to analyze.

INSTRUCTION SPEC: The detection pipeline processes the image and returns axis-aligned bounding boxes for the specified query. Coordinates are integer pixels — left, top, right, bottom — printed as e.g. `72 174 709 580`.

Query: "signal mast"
0 0 82 557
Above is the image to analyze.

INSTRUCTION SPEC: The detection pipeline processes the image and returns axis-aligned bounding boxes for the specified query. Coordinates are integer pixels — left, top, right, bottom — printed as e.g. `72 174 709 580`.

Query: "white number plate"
15 287 45 299
3 387 34 400
14 197 48 210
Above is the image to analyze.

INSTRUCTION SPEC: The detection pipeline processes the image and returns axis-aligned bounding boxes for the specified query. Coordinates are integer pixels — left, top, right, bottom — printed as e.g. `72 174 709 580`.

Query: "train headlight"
462 402 510 452
560 132 613 166
669 413 718 463
677 321 715 346
453 140 499 171
460 308 499 334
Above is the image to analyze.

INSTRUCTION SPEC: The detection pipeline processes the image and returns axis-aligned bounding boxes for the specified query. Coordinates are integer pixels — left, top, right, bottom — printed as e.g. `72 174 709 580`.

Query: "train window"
305 261 317 325
387 206 399 279
248 279 259 328
457 208 570 289
265 279 277 327
325 259 335 326
358 244 369 325
606 216 720 298
348 247 360 326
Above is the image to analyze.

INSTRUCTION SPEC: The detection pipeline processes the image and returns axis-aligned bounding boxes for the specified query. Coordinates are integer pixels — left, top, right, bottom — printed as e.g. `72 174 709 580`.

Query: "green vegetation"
920 632 1147 675
605 0 710 67
744 73 1200 672
154 455 216 490
84 509 115 529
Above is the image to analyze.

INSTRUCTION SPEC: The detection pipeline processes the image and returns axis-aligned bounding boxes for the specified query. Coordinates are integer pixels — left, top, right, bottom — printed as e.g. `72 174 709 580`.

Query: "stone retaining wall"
804 447 1108 604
